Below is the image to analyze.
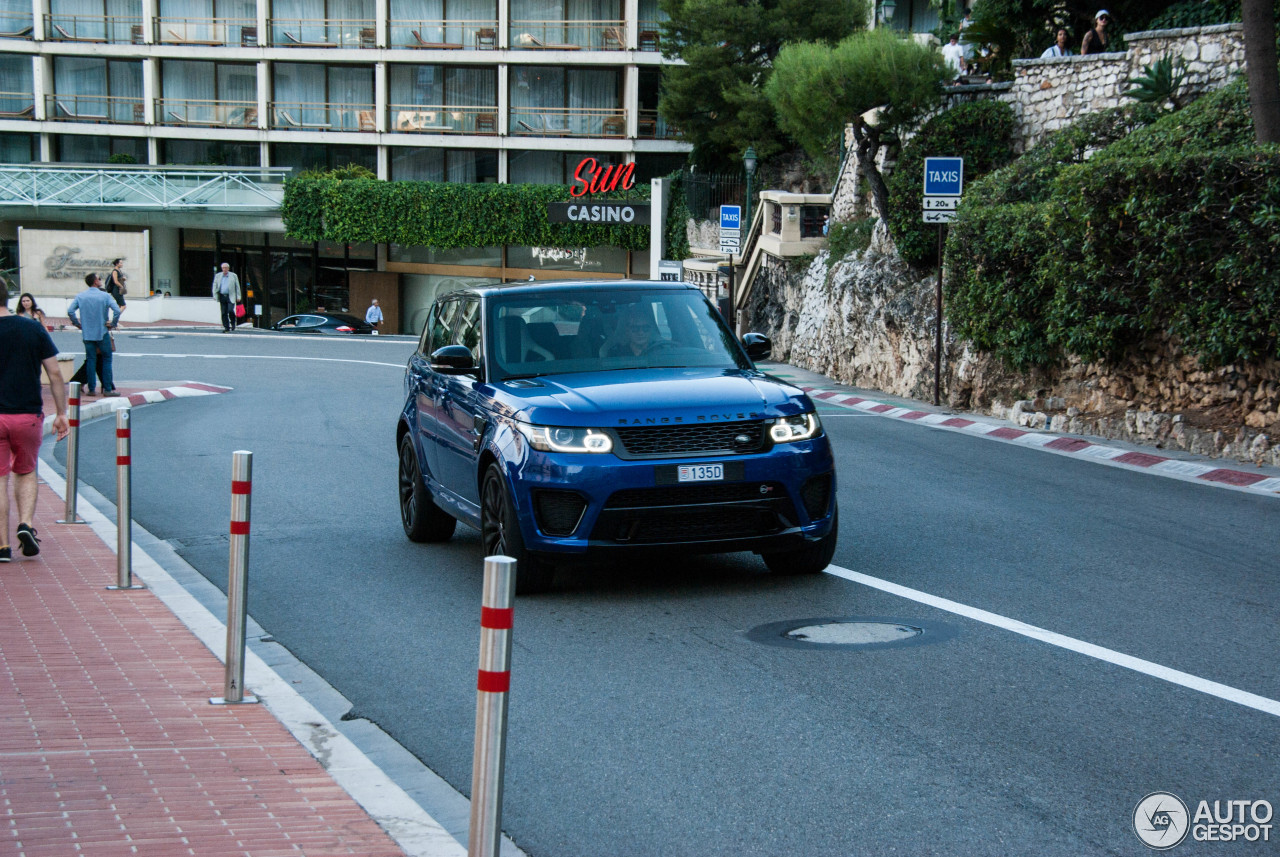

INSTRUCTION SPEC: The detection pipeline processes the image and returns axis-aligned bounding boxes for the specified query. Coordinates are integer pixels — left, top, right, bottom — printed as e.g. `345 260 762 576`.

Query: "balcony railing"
46 94 145 124
0 164 289 211
0 92 36 119
269 18 376 48
637 109 680 139
389 19 497 49
270 100 376 131
45 13 145 44
389 104 497 134
510 107 626 137
1 11 34 38
157 18 257 47
509 20 625 50
636 21 661 50
158 98 258 127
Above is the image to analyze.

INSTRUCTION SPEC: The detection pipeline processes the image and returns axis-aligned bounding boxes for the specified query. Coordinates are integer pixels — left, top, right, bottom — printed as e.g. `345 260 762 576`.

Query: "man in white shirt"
365 299 383 332
941 33 967 80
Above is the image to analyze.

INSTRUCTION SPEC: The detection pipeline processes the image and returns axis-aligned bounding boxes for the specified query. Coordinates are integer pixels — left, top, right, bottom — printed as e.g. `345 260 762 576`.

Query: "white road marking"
824 564 1280 719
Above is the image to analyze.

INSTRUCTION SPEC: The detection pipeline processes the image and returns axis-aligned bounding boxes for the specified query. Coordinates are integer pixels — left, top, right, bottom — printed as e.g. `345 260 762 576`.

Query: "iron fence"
682 170 745 221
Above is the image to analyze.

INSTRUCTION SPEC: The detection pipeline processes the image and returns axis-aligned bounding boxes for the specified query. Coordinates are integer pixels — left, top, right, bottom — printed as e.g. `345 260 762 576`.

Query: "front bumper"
507 438 836 556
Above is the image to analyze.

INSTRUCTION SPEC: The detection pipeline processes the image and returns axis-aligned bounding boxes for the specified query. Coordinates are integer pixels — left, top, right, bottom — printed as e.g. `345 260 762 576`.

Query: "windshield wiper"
501 373 549 381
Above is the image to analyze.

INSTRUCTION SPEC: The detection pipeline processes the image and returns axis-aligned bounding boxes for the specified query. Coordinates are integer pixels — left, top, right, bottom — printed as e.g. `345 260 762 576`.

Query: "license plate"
678 463 724 483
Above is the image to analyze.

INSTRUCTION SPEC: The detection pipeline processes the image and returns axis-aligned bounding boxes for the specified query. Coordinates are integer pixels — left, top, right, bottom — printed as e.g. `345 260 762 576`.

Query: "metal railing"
269 18 376 48
45 94 145 125
683 169 745 220
0 164 290 211
45 13 145 43
636 20 661 50
389 104 497 134
1 11 35 38
509 107 626 137
156 17 257 46
509 19 625 50
270 100 376 131
389 19 497 49
157 98 258 128
636 108 680 140
0 91 36 118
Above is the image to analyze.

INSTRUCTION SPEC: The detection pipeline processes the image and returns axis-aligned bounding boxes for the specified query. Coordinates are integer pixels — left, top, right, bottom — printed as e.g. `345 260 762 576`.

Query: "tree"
658 0 868 167
1242 0 1280 143
765 28 949 220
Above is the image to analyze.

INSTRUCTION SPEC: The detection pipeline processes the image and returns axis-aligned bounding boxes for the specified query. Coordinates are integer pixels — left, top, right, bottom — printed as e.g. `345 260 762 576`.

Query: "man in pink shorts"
1 292 70 561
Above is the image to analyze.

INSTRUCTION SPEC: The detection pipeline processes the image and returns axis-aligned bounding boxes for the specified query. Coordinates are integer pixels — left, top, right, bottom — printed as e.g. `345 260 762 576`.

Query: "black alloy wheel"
480 464 555 594
399 433 457 542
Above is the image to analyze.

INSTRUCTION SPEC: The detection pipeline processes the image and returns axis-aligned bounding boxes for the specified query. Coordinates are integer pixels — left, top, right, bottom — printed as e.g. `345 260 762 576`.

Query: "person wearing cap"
1081 10 1111 55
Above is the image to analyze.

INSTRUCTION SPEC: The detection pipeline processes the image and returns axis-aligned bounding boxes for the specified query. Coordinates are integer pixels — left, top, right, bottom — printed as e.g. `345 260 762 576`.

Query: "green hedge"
886 99 1017 268
282 177 652 251
947 148 1280 369
1095 75 1255 160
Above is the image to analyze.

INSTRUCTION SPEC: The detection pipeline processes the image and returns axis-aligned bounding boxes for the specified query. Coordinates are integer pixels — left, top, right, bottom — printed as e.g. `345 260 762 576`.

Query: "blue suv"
397 281 837 593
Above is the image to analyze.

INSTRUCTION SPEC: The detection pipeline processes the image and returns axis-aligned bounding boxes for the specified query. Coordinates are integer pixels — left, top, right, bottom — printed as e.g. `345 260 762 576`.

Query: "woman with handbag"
106 259 128 310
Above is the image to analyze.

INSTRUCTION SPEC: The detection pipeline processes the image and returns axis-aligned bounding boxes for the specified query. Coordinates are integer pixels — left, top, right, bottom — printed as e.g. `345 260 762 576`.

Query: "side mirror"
430 344 477 374
741 332 772 361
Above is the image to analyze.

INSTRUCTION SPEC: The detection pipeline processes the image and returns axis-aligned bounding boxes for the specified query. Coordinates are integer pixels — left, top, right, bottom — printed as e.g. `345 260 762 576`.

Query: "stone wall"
999 23 1245 151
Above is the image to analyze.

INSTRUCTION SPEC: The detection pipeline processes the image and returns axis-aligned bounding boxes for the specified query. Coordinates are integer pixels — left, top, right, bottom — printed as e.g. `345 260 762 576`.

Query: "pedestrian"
942 33 968 80
1041 28 1071 58
0 289 70 561
365 298 383 332
66 273 122 398
1081 10 1110 55
105 258 128 310
959 9 976 62
211 262 242 333
15 293 46 326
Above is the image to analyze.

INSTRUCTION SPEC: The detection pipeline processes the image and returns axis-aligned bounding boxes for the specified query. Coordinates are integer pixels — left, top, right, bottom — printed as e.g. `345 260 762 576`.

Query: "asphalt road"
51 329 1280 856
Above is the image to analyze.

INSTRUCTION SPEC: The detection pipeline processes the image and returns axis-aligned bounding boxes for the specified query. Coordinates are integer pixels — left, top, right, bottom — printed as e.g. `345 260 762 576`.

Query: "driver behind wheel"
602 304 662 357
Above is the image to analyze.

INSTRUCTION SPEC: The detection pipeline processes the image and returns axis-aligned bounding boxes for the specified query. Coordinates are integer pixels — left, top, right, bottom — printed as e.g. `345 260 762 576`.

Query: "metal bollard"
468 555 516 857
58 381 85 524
211 451 258 705
106 407 144 590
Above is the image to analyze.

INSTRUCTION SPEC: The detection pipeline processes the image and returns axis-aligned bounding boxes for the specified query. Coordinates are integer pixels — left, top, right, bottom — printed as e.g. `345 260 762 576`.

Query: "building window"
54 133 146 163
160 60 258 126
271 142 376 172
389 146 497 182
388 64 497 134
51 57 143 123
0 56 33 118
388 0 497 49
161 139 261 166
510 0 621 50
48 0 142 44
0 132 37 163
272 62 374 130
510 66 620 137
269 0 374 46
508 149 574 184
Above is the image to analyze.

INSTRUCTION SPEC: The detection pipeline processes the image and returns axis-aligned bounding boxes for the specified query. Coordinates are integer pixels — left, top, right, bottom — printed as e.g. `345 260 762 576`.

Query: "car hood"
488 368 811 427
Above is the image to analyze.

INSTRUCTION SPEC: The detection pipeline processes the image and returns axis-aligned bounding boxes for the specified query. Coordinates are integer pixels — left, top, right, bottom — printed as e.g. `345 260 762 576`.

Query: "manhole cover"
131 334 173 339
746 616 955 651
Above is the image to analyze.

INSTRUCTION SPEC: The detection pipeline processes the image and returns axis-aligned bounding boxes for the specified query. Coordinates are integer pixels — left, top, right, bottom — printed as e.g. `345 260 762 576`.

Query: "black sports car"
271 313 375 335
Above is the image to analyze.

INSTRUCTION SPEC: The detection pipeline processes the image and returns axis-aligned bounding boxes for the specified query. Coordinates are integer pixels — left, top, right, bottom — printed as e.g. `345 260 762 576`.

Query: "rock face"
746 246 1280 467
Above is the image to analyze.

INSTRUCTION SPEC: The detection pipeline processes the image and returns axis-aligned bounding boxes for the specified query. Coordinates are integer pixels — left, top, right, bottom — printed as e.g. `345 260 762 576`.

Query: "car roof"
465 280 703 300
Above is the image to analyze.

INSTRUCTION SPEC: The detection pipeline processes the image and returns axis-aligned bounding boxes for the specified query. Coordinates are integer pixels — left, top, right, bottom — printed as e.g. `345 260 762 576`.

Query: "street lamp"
742 145 758 234
879 0 896 23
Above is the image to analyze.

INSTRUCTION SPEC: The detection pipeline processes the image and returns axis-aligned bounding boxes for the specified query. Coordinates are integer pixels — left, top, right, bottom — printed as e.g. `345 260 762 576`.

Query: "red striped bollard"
211 451 258 705
58 381 85 524
468 555 516 857
106 406 143 590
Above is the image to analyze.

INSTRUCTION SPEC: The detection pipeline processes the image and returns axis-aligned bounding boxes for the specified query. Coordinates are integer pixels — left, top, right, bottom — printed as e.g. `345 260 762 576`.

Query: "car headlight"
770 413 821 443
517 423 614 454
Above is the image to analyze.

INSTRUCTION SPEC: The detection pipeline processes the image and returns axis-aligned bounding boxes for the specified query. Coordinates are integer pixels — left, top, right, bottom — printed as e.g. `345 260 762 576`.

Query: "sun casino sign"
546 157 650 226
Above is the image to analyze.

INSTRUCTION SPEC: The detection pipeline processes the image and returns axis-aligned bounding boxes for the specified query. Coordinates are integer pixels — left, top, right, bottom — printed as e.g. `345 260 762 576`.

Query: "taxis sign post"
923 157 963 406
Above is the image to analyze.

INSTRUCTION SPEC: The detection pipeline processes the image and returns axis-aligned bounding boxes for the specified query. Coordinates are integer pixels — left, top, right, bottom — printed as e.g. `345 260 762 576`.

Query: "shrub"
1097 75 1255 159
824 217 876 268
886 99 1017 268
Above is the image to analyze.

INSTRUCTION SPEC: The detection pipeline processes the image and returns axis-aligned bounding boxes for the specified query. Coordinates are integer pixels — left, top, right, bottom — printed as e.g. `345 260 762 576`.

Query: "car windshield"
488 288 750 381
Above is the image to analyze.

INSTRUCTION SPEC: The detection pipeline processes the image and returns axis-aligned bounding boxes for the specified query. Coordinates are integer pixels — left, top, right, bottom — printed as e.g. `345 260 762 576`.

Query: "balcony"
270 101 376 131
157 18 258 47
45 14 145 44
388 19 498 50
388 104 497 134
510 107 626 137
509 20 625 51
0 164 289 211
637 109 680 139
636 20 660 51
0 92 36 119
46 94 145 124
1 11 34 38
158 98 258 128
268 19 376 48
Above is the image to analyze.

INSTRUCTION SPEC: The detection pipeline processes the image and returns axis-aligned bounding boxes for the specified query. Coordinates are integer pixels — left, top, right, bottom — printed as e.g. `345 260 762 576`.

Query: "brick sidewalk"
0 480 409 857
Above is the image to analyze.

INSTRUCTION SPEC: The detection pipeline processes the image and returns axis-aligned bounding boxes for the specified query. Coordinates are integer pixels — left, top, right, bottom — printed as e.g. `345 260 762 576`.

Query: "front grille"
533 489 587 537
595 506 783 544
800 473 833 520
606 482 786 509
613 420 765 458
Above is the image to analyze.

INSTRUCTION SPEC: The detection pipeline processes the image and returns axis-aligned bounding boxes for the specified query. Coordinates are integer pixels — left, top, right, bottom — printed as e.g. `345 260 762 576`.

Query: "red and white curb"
43 382 232 437
801 386 1280 498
